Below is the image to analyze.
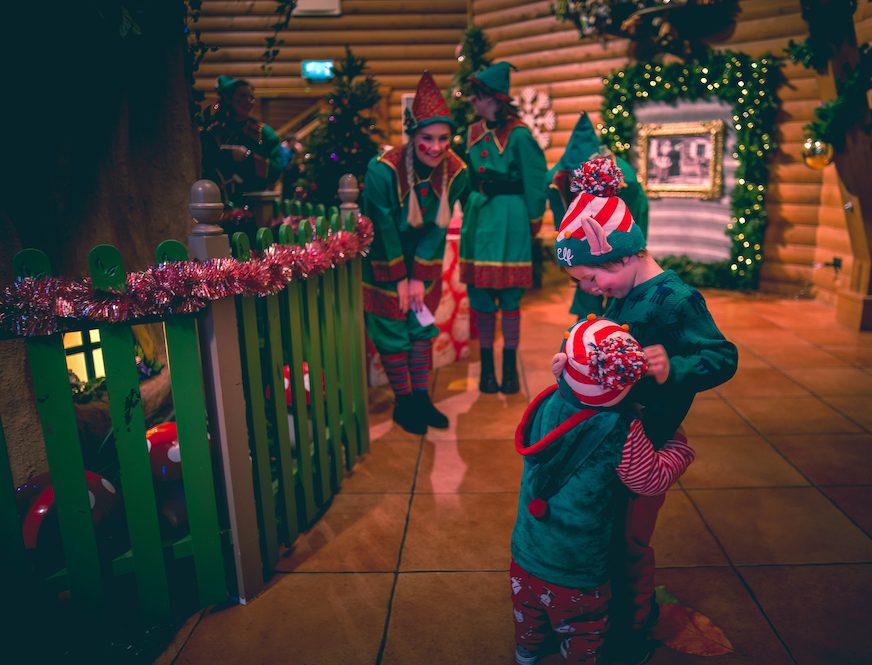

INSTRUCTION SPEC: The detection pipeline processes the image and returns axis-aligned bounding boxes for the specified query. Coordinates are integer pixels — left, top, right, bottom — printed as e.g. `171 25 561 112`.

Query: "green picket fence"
0 207 370 624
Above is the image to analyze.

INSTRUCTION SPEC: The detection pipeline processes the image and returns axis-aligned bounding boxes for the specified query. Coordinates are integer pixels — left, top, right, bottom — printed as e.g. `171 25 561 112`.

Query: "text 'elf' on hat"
558 315 648 409
404 71 455 135
554 157 645 266
469 61 516 102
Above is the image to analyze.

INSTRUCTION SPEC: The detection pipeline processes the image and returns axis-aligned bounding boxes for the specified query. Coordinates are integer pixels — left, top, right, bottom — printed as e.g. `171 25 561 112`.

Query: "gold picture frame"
637 119 725 200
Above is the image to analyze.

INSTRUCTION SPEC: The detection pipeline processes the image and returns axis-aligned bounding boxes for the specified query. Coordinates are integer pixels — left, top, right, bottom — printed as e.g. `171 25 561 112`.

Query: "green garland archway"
600 51 781 289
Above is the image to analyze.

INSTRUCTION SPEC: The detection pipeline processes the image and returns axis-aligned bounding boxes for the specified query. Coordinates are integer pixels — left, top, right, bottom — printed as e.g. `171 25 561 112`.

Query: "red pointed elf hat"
404 71 454 135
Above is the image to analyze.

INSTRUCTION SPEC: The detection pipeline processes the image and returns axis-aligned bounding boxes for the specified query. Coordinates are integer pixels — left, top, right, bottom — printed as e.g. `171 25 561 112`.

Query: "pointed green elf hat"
469 62 515 101
557 112 603 171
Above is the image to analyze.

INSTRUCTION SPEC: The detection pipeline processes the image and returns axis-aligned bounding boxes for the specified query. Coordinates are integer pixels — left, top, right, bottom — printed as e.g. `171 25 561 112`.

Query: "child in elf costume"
362 71 470 435
546 112 649 319
511 316 694 665
460 62 548 394
554 157 738 663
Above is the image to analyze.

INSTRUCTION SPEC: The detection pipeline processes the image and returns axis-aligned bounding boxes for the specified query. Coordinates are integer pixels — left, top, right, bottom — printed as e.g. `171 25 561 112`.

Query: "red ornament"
528 497 548 519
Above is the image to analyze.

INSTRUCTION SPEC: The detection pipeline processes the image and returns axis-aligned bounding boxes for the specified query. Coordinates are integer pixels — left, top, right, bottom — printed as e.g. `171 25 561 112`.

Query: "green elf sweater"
605 270 738 447
361 146 469 321
460 118 547 289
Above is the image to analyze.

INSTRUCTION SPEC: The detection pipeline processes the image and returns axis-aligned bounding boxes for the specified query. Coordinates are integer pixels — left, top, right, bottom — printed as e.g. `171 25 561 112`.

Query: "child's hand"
644 344 670 384
551 352 568 379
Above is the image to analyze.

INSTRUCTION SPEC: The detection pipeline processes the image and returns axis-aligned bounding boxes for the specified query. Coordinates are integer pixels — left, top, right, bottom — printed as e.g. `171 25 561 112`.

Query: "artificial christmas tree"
294 47 383 206
447 24 492 154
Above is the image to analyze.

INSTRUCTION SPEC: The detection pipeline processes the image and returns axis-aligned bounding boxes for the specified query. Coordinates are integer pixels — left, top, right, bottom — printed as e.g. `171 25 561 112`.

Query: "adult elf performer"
362 71 470 436
201 75 284 207
460 62 548 394
547 112 649 319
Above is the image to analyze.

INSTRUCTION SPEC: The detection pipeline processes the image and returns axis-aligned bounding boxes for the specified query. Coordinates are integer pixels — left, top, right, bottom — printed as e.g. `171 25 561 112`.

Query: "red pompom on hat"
528 497 549 519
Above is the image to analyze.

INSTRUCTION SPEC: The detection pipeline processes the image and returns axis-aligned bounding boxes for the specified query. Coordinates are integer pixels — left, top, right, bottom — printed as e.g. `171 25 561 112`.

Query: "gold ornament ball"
802 137 834 170
453 134 463 145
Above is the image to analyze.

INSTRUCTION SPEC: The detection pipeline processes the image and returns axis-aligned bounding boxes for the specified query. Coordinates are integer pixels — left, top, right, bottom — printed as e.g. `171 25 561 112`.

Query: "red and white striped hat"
554 157 645 266
558 315 648 408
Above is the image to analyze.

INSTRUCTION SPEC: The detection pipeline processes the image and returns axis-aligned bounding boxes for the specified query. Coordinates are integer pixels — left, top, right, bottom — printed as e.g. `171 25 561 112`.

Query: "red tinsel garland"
0 214 373 338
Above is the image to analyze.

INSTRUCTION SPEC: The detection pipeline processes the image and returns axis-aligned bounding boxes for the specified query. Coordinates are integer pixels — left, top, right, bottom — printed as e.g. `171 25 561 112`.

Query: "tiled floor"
158 285 872 665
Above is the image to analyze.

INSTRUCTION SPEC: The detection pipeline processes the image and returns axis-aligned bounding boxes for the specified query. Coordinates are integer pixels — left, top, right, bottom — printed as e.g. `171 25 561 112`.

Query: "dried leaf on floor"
653 586 733 656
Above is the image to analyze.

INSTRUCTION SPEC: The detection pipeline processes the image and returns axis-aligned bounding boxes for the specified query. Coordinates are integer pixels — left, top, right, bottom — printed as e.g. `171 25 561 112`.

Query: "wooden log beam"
202 0 467 14
201 29 464 46
196 14 467 30
207 44 457 62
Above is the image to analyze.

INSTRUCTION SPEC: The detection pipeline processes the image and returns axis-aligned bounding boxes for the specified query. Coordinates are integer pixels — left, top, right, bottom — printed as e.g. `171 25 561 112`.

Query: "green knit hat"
554 158 645 266
469 62 515 101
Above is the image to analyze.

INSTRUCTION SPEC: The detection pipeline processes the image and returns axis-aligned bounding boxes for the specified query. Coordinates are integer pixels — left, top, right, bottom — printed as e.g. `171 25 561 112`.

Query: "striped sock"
381 352 411 396
476 311 497 349
502 309 520 350
409 340 432 392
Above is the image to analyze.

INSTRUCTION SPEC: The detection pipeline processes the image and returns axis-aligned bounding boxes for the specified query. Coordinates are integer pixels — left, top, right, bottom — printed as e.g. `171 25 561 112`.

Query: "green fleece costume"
547 113 649 318
512 388 630 588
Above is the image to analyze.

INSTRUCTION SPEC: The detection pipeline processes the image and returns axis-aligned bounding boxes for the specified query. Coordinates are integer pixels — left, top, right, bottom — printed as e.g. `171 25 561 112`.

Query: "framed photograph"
637 120 725 199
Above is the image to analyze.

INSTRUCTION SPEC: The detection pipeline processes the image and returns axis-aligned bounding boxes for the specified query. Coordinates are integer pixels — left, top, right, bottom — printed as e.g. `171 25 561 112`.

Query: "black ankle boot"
500 348 520 394
479 347 499 393
392 393 427 435
414 391 449 429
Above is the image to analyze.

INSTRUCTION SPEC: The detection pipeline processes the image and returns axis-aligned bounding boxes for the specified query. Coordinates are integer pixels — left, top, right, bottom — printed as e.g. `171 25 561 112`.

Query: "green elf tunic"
362 146 469 354
201 115 284 206
460 118 548 291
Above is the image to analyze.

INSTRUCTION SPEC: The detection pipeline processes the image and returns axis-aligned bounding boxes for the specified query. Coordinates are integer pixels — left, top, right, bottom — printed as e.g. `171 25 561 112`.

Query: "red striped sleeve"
615 420 694 496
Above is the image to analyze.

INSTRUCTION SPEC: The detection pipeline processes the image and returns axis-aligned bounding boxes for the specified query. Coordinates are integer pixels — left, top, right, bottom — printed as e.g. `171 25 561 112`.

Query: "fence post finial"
338 173 359 213
189 180 225 235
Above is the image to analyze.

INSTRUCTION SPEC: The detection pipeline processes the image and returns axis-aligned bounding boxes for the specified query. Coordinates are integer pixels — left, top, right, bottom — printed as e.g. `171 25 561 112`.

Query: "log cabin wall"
469 0 859 300
194 1 865 301
194 1 468 147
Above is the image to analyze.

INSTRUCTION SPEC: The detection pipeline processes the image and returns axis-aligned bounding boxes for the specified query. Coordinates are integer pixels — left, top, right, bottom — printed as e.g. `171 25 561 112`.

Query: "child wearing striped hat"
553 157 738 663
510 316 694 665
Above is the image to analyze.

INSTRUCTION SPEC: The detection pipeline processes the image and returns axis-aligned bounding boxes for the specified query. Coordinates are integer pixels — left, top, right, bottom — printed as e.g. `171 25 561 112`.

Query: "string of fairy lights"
600 50 782 289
